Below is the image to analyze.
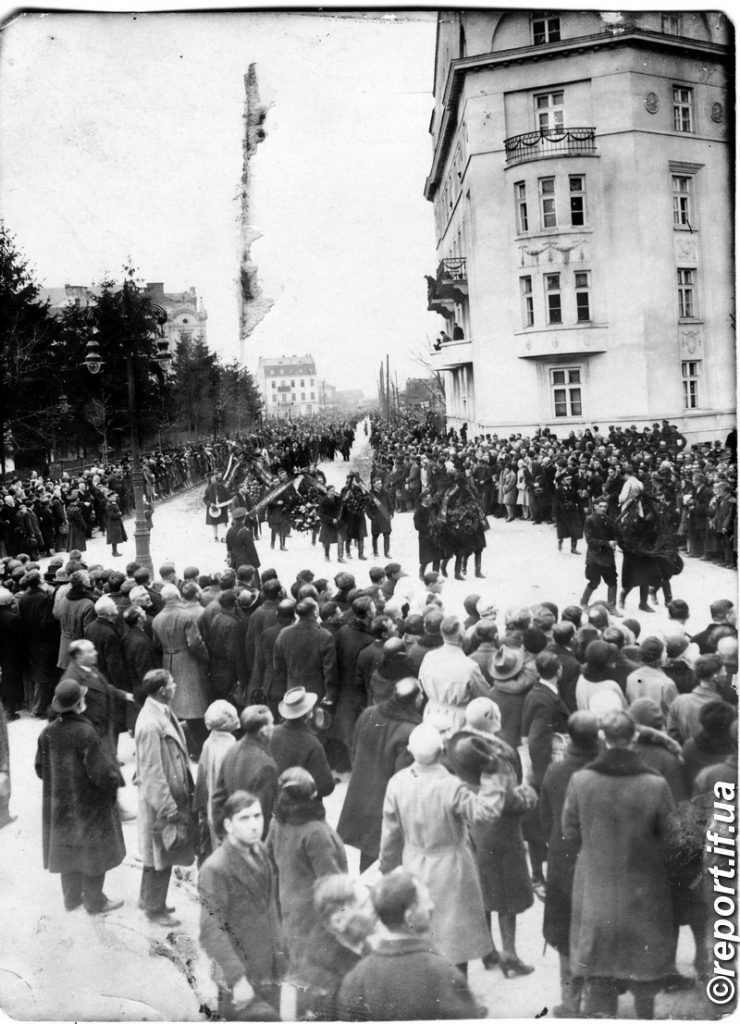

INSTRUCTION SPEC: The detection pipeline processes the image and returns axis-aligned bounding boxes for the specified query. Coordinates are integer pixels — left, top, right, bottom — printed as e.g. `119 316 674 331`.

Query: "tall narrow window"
535 91 564 131
532 14 560 44
515 182 529 232
677 268 696 318
569 175 586 226
545 272 562 324
673 86 693 133
550 367 582 417
681 361 700 409
539 177 557 229
672 175 692 227
520 276 534 327
575 271 591 322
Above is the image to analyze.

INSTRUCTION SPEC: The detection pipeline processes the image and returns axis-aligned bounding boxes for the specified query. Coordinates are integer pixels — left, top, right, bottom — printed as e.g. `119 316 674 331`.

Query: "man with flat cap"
35 678 125 914
226 508 261 573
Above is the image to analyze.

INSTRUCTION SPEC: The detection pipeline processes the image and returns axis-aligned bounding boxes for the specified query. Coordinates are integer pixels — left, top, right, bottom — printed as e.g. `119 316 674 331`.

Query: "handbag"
58 521 69 535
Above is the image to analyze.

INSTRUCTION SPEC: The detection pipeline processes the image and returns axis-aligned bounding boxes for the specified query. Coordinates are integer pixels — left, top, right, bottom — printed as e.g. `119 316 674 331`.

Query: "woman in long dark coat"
266 768 347 967
105 495 127 557
35 686 125 911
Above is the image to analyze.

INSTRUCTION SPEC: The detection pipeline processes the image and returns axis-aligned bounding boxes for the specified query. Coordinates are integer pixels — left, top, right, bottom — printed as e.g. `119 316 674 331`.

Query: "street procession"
0 7 736 1024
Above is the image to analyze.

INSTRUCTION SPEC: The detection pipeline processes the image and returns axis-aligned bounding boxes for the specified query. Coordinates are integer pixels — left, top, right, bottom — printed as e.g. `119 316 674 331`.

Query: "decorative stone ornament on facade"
645 92 660 113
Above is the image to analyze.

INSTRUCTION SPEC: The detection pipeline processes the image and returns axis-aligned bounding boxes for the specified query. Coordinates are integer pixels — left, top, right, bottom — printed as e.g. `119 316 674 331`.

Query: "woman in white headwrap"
194 699 239 861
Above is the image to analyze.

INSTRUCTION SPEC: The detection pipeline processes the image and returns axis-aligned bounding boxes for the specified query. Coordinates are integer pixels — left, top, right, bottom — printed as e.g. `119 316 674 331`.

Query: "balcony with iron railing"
426 257 468 314
504 126 597 166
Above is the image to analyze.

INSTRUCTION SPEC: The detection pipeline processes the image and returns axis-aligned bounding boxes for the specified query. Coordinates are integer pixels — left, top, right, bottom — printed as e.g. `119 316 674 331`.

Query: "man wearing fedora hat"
35 679 125 914
271 687 335 799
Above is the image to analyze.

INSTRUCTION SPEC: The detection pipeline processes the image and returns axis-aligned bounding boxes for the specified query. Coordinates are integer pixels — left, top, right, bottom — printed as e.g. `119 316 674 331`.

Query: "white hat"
408 723 443 764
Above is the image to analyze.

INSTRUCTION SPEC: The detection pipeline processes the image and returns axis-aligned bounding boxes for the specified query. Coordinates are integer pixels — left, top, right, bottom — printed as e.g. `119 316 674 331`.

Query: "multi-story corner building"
259 355 321 418
425 10 734 440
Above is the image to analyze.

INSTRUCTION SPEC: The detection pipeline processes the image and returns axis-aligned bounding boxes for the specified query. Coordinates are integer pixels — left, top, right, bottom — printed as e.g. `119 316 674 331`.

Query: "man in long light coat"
379 723 507 972
151 583 210 757
418 615 490 732
134 668 195 926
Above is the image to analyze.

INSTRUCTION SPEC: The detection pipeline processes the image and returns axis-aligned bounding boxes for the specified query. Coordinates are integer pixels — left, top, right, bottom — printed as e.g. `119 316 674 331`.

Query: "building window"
569 175 586 226
515 182 529 232
301 393 305 401
520 276 534 327
673 86 693 133
662 13 681 34
672 175 692 228
551 367 582 417
539 177 557 229
310 392 315 401
300 379 304 387
535 91 564 132
291 380 296 388
682 360 700 409
532 14 560 45
271 380 276 389
310 378 314 386
545 272 562 324
575 271 591 322
677 268 696 318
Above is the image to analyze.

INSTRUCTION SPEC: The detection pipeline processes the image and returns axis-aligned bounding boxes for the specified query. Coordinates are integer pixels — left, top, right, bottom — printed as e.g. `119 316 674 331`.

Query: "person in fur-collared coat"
562 709 676 1018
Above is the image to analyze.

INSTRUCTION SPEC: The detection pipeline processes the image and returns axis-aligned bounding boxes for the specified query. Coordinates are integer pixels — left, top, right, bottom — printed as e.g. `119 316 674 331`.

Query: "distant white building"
425 9 734 440
259 355 321 418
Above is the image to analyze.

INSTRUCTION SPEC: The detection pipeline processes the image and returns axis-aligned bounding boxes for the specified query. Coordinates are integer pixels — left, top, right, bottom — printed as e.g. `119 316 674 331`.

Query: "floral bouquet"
289 498 321 534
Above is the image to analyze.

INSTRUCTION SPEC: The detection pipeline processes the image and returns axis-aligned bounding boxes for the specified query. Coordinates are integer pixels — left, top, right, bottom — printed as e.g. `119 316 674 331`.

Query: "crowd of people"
0 410 737 1020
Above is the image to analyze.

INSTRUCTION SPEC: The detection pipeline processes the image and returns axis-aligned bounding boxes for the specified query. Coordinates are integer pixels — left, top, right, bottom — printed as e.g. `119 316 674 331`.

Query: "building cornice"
424 29 729 201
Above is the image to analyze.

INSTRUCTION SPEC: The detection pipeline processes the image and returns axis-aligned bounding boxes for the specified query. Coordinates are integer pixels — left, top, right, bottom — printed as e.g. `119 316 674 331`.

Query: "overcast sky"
0 9 441 394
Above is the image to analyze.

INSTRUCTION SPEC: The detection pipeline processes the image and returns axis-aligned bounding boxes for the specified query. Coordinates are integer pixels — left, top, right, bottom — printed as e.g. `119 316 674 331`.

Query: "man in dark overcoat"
35 678 125 914
562 709 676 1018
271 687 335 799
226 508 261 572
0 587 25 716
198 790 285 1019
211 704 278 839
581 496 620 612
62 638 133 767
329 596 375 770
337 677 421 871
272 597 338 704
17 570 61 717
538 711 600 1017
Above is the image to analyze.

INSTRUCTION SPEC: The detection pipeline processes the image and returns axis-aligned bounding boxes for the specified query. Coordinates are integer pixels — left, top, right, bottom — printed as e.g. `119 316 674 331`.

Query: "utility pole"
385 354 391 422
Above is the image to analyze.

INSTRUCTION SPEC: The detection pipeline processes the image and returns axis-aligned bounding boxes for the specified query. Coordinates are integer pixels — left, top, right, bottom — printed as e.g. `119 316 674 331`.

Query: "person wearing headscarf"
451 698 538 977
266 767 348 966
194 700 239 861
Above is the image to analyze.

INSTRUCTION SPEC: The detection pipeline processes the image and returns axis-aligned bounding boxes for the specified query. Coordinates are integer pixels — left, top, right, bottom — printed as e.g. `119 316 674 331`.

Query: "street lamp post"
82 286 169 573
